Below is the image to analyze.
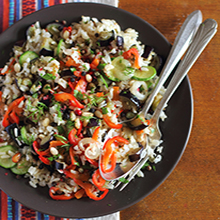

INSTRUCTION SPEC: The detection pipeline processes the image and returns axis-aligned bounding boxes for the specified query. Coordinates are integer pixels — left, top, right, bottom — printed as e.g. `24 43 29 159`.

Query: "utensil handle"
141 10 202 117
151 19 218 121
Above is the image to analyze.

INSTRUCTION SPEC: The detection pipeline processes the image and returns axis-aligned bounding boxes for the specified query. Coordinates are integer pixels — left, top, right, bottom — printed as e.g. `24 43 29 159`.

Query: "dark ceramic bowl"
0 3 193 218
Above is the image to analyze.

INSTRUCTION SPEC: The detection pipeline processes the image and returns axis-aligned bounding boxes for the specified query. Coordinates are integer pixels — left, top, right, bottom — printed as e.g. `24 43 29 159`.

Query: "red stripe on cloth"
49 216 56 220
2 0 9 31
49 0 55 6
20 204 36 219
22 0 36 17
1 191 8 220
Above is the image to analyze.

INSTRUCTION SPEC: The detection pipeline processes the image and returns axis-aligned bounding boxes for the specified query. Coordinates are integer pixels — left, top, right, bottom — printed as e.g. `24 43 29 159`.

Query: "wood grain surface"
118 1 220 219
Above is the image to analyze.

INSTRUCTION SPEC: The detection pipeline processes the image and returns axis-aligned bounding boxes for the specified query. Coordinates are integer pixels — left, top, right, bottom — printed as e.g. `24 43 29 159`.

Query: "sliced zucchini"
46 23 64 36
20 126 29 145
0 145 18 168
19 51 39 65
11 156 31 175
132 66 156 81
104 56 134 81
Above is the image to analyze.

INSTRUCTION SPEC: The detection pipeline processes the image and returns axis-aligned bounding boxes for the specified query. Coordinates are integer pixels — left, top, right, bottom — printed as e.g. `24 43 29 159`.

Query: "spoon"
149 18 218 142
118 18 218 191
99 11 202 181
127 10 202 130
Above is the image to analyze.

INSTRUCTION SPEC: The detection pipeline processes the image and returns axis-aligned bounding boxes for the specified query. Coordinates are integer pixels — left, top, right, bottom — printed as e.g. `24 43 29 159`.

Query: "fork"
117 18 218 191
124 10 202 127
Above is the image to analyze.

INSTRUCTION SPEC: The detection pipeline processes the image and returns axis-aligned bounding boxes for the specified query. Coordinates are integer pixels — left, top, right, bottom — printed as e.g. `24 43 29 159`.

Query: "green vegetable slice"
0 145 17 168
132 66 156 81
104 56 134 81
57 39 64 56
11 156 31 175
19 51 39 65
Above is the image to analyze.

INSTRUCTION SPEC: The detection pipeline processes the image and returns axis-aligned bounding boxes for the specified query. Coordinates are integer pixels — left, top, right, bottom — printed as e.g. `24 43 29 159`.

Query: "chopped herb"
97 63 107 70
119 177 129 184
99 75 108 88
142 162 150 169
123 67 135 76
102 107 108 114
96 41 101 47
74 90 85 101
32 93 38 99
81 115 94 121
48 154 60 161
41 73 56 80
57 125 65 135
152 165 156 171
54 134 67 141
70 67 77 72
74 161 80 166
139 85 145 93
90 49 95 54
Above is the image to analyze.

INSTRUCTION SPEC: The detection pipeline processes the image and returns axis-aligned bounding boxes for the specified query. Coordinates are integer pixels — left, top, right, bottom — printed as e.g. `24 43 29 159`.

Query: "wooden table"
119 1 220 219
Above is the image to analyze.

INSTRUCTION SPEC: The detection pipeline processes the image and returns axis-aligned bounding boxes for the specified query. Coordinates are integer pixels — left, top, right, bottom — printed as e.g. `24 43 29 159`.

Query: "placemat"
0 1 120 219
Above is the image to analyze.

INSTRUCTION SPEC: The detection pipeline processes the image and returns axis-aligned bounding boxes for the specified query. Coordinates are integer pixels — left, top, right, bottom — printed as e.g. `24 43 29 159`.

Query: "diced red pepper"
74 189 85 199
49 187 74 200
90 53 102 70
123 48 140 69
12 152 22 163
75 76 87 94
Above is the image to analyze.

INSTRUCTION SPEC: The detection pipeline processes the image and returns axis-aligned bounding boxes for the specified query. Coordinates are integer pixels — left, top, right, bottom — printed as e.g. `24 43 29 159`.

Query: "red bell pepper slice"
92 169 106 191
54 92 84 109
73 177 109 201
49 187 74 200
38 155 51 165
123 48 140 69
69 145 78 168
101 136 129 173
92 126 100 141
9 111 20 124
2 96 25 127
68 128 81 145
103 115 122 129
33 140 50 156
86 157 98 167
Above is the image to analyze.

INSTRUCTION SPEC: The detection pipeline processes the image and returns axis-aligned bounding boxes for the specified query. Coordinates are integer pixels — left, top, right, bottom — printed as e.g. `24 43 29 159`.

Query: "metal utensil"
118 18 218 191
99 11 202 181
127 10 202 129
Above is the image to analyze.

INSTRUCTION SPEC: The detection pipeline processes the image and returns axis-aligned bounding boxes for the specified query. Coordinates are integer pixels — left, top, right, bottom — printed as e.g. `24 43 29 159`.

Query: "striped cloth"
0 1 119 219
0 0 118 33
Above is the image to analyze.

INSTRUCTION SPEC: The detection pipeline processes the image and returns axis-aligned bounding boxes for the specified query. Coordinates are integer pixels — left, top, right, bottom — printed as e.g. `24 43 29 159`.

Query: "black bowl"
0 3 193 218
